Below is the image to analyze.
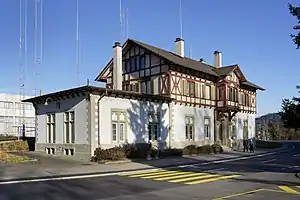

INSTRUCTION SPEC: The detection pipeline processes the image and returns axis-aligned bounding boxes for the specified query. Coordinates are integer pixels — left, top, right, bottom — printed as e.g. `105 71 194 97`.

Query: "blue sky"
0 0 299 117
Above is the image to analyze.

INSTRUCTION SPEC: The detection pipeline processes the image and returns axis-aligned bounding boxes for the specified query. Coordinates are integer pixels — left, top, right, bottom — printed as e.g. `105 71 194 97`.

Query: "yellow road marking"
140 171 193 179
127 170 177 178
154 172 207 181
168 174 219 183
119 169 163 176
185 174 240 185
278 186 300 194
212 188 265 200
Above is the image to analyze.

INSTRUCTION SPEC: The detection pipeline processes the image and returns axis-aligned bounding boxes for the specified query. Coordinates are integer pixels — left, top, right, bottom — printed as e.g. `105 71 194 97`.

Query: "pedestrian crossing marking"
127 170 177 178
119 169 164 176
154 172 207 181
278 186 300 194
140 171 193 179
185 174 241 185
118 169 240 185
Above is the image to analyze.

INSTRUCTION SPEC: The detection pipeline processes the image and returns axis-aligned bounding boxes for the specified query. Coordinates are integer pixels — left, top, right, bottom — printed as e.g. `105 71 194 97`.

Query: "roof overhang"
23 85 174 105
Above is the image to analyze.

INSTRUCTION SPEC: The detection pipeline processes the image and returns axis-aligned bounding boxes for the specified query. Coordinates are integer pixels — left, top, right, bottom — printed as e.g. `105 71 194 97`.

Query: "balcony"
216 100 240 112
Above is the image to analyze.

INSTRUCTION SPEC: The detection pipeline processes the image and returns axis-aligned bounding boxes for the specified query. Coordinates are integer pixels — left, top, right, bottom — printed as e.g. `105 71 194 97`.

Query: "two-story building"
23 37 264 160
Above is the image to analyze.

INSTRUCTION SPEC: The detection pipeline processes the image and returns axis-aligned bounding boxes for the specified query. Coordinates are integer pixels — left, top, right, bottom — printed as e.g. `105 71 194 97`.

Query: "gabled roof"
130 39 219 76
212 64 247 81
95 38 264 91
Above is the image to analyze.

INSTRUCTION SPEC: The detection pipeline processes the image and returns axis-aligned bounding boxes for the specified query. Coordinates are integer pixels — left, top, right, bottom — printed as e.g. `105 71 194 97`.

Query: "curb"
296 172 300 179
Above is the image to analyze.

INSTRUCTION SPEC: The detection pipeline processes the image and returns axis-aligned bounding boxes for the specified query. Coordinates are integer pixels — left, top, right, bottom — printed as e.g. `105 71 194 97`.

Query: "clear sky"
0 0 299 117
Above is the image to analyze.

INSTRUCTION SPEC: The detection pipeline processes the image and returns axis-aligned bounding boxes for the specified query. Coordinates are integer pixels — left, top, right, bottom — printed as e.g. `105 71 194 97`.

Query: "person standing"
243 139 249 152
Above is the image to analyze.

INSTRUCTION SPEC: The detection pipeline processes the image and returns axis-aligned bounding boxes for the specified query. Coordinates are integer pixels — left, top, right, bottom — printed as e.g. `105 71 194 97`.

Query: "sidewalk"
0 149 273 181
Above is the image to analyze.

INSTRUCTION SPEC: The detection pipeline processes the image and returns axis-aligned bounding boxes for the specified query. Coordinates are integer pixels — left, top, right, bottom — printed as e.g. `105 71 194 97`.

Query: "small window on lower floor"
204 117 211 139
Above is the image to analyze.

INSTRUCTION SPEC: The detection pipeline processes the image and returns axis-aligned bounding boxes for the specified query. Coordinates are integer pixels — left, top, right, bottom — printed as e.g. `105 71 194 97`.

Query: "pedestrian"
249 139 254 153
243 139 249 152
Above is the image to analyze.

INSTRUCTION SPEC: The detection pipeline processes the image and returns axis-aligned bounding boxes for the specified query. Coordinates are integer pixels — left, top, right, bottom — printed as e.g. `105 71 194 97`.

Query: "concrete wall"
172 104 215 148
94 95 170 151
35 95 90 160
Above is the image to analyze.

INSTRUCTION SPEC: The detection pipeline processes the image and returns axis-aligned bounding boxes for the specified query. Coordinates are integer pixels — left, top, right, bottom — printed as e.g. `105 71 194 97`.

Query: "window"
231 119 237 138
243 120 248 139
228 87 238 102
148 112 160 142
111 111 126 143
46 114 56 143
185 116 194 140
218 88 224 100
64 111 75 143
204 117 211 139
182 80 197 97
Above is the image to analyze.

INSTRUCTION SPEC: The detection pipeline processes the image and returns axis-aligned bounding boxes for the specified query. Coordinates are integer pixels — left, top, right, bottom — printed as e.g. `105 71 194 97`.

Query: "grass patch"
0 151 30 164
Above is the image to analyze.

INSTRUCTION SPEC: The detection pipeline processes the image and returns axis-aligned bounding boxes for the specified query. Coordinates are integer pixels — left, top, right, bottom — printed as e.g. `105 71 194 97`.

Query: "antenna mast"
126 7 129 39
34 0 43 96
19 0 27 136
76 0 80 85
179 0 183 38
119 0 123 42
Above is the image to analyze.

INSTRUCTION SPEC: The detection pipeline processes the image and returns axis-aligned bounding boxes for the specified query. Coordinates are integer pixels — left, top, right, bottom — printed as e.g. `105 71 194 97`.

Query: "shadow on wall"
127 100 169 150
36 96 85 115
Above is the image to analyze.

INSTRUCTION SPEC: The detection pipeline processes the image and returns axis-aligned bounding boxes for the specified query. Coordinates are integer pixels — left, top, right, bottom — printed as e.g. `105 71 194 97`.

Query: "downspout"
168 101 172 148
97 89 108 146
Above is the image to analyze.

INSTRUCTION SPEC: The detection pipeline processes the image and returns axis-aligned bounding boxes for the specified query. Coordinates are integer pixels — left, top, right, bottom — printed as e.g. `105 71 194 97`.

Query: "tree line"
264 86 300 140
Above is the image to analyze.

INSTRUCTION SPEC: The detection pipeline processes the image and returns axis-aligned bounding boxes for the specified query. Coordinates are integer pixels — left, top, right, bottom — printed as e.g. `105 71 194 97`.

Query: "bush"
123 143 152 159
0 135 18 142
197 145 212 154
91 146 126 162
0 141 29 152
183 145 198 155
211 144 223 153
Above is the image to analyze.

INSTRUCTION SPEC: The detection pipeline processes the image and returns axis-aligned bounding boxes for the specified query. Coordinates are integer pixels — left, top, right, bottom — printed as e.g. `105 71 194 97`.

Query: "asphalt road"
0 144 300 200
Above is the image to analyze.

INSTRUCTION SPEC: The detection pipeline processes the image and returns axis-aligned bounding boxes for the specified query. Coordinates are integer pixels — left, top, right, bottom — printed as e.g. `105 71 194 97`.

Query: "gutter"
97 89 108 146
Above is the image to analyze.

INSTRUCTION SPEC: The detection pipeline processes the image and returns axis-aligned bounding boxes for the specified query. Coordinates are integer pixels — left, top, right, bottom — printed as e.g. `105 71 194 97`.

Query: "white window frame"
64 111 75 144
204 117 211 139
185 116 194 141
111 110 127 143
148 112 160 142
46 113 56 143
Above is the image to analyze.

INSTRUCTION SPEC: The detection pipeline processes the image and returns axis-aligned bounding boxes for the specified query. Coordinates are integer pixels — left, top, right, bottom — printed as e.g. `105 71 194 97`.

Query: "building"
23 38 264 160
0 93 35 137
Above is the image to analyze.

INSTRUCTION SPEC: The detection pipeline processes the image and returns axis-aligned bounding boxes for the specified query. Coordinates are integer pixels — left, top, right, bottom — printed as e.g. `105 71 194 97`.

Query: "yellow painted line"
127 170 178 178
168 174 219 183
263 188 297 194
154 172 207 181
212 188 265 200
278 186 300 194
140 171 192 179
119 169 164 176
185 174 240 185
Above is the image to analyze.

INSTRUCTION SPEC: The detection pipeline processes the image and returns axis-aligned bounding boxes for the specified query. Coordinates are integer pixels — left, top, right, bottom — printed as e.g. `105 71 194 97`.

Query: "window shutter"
211 85 215 100
183 80 187 95
150 80 154 94
195 82 199 97
202 84 206 99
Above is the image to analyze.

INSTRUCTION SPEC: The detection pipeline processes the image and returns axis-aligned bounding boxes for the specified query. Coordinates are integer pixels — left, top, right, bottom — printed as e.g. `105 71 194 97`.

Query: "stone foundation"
35 143 91 161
